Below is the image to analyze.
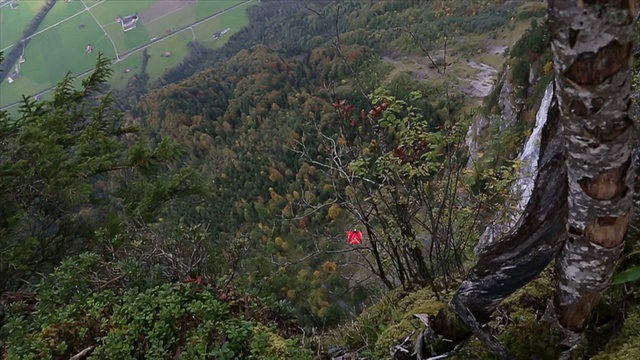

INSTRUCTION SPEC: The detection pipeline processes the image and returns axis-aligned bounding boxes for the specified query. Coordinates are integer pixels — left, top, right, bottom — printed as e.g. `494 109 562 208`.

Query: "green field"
103 21 151 54
23 11 116 83
1 0 255 107
0 0 43 50
144 3 198 39
192 5 249 49
146 31 193 78
144 0 243 39
195 0 240 21
37 0 85 30
91 0 153 25
109 52 144 88
0 10 116 105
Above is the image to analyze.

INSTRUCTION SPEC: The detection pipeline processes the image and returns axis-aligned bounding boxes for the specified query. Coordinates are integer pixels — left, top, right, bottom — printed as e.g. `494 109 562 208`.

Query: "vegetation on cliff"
1 0 638 359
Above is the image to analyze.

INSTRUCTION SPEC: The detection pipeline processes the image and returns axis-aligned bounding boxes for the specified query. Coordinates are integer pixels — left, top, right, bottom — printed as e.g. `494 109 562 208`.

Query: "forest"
1 0 639 359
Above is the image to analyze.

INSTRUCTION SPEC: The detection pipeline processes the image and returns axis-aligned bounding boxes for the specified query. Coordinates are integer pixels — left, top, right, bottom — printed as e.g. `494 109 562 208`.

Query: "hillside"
1 0 639 359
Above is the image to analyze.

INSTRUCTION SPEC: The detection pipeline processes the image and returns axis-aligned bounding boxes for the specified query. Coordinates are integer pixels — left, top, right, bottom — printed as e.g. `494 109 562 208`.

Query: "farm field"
103 20 151 54
0 0 42 50
192 5 249 49
0 0 254 108
109 52 145 89
36 0 85 29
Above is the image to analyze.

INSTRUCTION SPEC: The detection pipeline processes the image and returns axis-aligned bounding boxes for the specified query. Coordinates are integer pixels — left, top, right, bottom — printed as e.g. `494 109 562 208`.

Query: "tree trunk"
425 3 636 357
431 84 568 353
548 0 635 335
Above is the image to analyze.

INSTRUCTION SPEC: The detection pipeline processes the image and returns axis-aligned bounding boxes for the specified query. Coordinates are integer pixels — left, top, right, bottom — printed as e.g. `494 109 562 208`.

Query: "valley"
1 1 638 359
0 0 254 108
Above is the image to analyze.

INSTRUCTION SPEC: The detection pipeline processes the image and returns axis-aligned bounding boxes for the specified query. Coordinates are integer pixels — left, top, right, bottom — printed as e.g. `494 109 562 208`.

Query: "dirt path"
461 61 498 97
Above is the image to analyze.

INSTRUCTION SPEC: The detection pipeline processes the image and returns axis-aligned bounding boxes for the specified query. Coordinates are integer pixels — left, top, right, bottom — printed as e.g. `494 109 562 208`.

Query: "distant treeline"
0 0 57 83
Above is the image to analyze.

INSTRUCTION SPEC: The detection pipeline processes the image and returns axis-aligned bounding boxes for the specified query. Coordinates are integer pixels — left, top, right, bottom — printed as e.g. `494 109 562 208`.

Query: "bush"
2 256 312 359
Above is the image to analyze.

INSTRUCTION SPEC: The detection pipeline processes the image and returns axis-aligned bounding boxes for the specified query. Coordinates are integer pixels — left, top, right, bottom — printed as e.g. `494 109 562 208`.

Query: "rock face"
475 82 555 254
465 114 489 168
497 66 519 131
465 65 520 168
463 61 499 98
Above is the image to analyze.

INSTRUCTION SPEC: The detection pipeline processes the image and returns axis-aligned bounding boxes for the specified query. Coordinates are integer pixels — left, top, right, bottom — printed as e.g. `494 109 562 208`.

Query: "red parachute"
346 230 363 245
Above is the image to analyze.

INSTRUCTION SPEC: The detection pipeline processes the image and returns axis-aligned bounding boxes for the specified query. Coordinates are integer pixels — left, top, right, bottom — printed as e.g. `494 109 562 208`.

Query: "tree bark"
425 3 636 356
549 0 636 333
431 85 568 352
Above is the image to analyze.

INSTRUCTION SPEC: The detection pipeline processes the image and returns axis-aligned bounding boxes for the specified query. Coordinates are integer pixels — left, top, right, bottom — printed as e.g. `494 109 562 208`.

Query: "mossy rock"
338 289 405 350
373 287 444 359
330 286 444 358
450 269 559 359
499 309 563 359
374 320 416 359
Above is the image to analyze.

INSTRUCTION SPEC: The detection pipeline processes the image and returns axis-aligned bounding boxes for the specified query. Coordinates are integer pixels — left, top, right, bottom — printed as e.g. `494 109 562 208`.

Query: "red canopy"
346 230 363 245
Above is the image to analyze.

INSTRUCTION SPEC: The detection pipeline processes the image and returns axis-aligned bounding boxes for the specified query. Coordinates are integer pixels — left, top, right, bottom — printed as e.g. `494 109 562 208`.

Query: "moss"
374 320 416 359
337 269 577 359
338 289 406 350
499 309 563 359
591 306 640 360
329 287 444 358
249 325 313 360
450 268 560 360
373 287 444 359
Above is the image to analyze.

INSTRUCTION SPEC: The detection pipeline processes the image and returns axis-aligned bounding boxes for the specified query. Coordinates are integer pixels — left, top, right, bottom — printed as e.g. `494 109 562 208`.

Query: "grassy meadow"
1 0 254 107
0 0 43 50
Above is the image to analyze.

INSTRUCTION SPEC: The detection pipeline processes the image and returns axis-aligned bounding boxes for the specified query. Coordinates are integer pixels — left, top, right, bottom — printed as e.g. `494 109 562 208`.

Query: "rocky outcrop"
465 64 520 168
475 82 554 253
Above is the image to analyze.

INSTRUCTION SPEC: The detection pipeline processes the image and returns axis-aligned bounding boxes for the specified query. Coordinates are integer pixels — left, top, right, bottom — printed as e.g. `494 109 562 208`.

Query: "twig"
391 330 415 358
69 345 96 360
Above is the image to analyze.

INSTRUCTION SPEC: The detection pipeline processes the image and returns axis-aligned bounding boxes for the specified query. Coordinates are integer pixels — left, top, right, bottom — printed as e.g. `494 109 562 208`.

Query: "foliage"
2 1 598 359
1 255 311 359
612 267 640 285
326 287 444 358
0 54 204 294
296 87 484 294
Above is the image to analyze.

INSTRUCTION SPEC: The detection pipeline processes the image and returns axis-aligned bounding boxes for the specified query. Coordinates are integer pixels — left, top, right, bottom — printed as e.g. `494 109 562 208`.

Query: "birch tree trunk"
548 0 636 338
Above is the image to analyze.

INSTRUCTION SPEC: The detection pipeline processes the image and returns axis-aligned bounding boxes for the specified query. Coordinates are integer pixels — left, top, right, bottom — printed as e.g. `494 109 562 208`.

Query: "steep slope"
124 0 544 330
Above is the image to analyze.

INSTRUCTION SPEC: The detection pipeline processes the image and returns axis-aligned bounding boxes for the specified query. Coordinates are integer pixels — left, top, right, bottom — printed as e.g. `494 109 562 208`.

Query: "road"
80 0 120 61
1 0 254 111
0 0 106 53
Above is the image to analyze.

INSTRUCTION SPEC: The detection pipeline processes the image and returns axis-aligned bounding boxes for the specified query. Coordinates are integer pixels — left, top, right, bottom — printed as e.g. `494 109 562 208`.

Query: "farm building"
3 0 18 9
212 28 230 41
7 70 20 84
116 13 139 32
